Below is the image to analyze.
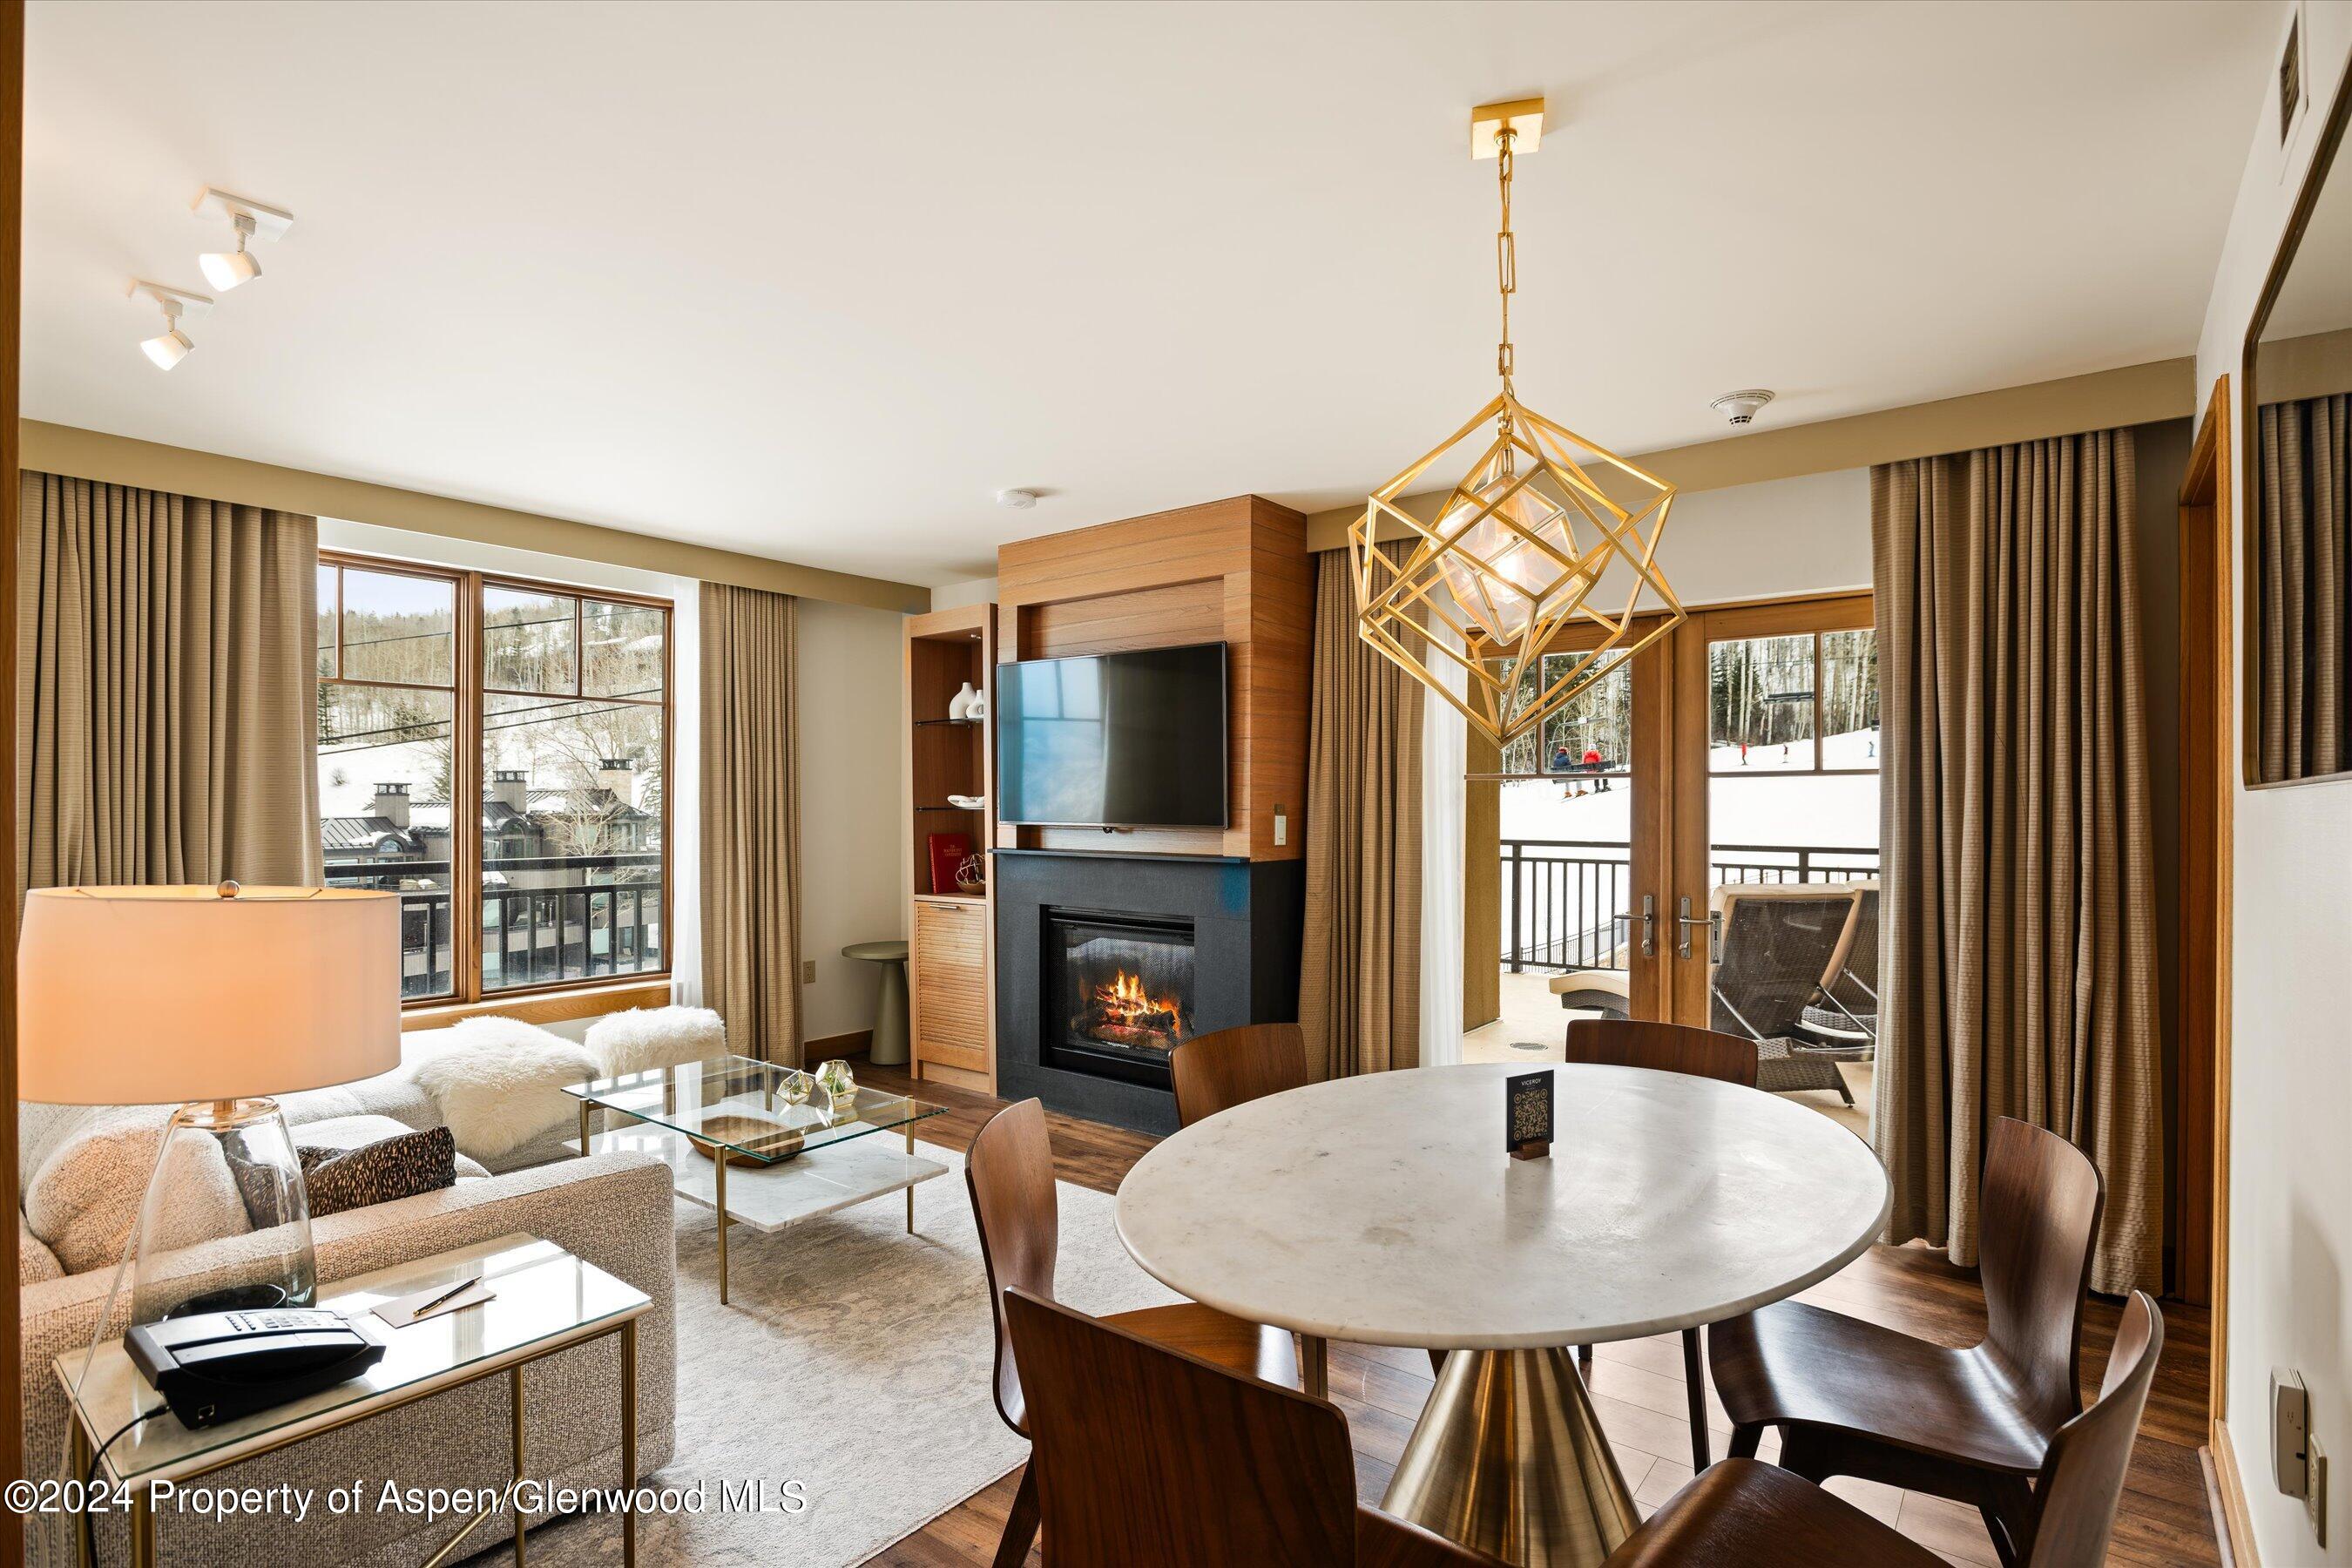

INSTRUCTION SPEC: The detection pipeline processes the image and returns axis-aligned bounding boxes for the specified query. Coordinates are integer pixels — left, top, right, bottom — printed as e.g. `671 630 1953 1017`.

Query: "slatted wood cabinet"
904 604 997 1091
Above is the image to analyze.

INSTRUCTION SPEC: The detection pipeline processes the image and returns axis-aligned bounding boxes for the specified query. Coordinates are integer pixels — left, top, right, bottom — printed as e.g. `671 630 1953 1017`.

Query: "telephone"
127 1308 390 1429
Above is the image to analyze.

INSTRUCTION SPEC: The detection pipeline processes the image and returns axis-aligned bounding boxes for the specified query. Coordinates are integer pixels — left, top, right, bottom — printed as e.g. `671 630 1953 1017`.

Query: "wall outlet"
2311 1435 2328 1547
801 959 816 984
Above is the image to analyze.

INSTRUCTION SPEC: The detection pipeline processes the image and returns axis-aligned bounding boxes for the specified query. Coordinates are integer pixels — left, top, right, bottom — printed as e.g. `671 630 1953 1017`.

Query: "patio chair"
1798 880 1878 1050
1707 882 1862 1104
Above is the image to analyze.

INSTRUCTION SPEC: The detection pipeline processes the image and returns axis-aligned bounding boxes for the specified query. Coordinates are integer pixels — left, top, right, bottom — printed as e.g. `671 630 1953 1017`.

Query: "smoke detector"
995 488 1041 510
1708 389 1775 427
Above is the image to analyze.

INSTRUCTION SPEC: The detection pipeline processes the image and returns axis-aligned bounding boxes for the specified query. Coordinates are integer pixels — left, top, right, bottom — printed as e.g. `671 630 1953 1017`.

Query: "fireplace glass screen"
1046 909 1197 1084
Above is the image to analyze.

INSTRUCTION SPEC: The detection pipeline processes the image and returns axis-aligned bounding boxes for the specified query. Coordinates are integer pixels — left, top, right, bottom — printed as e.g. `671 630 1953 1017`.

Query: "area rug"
515 1141 1177 1567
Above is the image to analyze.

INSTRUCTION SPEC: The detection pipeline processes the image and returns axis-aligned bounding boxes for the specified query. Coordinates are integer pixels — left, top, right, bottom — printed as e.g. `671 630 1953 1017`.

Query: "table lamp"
17 883 401 1323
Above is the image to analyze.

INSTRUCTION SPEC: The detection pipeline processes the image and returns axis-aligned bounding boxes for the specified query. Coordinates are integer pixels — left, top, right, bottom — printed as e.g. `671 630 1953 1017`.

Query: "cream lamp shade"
17 885 402 1105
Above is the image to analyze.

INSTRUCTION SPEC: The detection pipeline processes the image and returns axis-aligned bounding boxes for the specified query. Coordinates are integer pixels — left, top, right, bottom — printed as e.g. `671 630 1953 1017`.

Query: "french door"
1490 591 1877 1044
1663 594 1879 1027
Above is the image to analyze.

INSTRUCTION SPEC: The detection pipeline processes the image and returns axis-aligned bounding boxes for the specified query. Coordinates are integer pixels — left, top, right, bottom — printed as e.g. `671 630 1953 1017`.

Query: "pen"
409 1278 478 1319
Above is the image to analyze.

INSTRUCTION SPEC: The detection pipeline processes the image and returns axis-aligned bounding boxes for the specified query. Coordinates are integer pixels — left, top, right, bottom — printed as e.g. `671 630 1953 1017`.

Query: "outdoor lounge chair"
1708 882 1865 1104
1798 879 1879 1050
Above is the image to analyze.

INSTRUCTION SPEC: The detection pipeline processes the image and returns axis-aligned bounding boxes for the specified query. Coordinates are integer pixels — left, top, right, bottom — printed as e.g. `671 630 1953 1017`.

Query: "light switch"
1274 807 1288 847
801 959 816 985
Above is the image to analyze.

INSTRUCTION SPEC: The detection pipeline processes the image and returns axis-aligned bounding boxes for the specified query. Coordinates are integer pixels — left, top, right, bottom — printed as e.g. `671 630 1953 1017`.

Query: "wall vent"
2280 11 2301 145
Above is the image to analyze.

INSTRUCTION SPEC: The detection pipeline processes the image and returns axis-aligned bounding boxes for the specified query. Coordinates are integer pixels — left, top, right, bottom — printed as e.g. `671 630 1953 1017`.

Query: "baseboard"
2208 1419 2261 1568
807 1029 875 1059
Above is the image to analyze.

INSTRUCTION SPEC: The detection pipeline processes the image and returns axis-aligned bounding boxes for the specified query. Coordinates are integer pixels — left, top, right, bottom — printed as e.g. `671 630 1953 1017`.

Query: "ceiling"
24 1 2277 586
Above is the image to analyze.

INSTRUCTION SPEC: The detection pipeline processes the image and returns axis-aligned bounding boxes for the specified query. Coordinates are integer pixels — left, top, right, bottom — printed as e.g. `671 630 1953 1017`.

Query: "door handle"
1675 896 1720 962
1610 896 1656 959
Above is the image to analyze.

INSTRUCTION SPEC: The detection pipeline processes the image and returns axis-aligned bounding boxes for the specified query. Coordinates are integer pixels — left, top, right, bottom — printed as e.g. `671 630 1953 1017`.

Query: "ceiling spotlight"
1708 389 1776 427
192 187 294 293
995 488 1042 510
128 280 213 370
199 213 261 292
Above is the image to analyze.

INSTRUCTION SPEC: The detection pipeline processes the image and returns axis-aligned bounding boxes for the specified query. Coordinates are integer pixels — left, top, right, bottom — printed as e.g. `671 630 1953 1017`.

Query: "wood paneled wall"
995 497 1309 862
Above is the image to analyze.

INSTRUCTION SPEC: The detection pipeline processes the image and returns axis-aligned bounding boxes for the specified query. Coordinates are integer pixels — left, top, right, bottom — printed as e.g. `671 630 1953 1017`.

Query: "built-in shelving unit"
902 604 997 1093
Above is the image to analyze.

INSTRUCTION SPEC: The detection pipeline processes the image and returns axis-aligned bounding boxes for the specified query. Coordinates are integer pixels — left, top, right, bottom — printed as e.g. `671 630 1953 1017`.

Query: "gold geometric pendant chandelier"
1352 98 1685 748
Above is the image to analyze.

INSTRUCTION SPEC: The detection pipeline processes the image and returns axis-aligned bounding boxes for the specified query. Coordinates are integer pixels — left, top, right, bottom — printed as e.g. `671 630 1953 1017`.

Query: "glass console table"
564 1056 947 1305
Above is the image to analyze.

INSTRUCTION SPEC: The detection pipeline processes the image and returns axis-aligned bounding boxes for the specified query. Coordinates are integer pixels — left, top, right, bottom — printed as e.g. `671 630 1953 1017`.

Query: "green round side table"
844 939 910 1066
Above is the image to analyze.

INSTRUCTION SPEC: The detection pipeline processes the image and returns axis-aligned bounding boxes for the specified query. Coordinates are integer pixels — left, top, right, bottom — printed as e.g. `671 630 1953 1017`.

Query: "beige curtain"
16 473 320 896
1299 545 1423 1080
2257 393 2349 780
1871 429 2163 1295
700 582 801 1064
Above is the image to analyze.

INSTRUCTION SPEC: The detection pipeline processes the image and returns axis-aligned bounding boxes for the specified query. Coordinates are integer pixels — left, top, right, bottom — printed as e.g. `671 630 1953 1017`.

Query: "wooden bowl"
689 1113 804 1167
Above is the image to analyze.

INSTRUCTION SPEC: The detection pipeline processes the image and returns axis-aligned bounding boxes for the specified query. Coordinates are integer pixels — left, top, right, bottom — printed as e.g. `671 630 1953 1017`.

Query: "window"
1706 625 1879 889
318 552 671 1003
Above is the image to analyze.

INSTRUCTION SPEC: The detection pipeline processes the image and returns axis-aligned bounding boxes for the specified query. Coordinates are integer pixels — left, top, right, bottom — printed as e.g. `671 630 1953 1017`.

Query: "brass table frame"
578 1094 922 1308
69 1314 640 1568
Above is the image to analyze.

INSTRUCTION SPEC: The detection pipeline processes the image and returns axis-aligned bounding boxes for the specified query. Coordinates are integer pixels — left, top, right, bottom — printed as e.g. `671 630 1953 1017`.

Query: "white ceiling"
24 1 2277 586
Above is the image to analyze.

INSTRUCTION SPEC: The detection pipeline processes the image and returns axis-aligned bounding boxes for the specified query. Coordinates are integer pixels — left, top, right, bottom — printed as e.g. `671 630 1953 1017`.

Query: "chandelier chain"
1495 125 1518 474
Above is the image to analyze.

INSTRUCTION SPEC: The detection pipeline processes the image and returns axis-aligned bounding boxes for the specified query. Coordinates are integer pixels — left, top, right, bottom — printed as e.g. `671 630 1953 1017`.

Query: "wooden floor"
856 1062 2220 1568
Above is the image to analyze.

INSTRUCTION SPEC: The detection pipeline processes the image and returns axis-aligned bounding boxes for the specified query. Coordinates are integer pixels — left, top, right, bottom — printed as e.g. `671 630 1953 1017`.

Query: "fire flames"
1082 968 1186 1051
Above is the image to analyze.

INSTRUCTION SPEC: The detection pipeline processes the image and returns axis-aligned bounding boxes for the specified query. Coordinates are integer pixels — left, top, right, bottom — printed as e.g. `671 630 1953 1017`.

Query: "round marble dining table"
1114 1061 1891 1567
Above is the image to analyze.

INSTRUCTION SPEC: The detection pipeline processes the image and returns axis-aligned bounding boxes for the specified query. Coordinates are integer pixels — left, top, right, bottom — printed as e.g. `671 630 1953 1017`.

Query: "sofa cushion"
17 1211 63 1284
295 1113 490 1179
585 1004 724 1077
24 1107 251 1275
297 1127 460 1218
410 1016 602 1160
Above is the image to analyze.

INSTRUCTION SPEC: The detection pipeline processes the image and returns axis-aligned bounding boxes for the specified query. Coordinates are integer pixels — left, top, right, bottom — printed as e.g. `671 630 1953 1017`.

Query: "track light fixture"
128 280 213 370
192 187 293 293
200 213 261 292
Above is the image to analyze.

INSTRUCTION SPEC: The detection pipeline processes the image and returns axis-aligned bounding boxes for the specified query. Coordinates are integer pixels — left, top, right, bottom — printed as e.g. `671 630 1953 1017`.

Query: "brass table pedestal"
1381 1346 1639 1568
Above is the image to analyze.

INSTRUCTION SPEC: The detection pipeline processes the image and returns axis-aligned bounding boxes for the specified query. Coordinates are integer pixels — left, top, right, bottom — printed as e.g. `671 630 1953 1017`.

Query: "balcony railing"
1502 838 1879 974
323 852 665 998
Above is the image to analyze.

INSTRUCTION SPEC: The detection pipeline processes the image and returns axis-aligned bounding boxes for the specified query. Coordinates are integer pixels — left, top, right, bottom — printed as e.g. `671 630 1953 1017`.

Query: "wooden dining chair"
966 1098 1299 1567
1563 1016 1757 1472
1003 1286 1510 1568
1169 1021 1308 1127
1707 1116 2106 1565
1613 1292 2163 1567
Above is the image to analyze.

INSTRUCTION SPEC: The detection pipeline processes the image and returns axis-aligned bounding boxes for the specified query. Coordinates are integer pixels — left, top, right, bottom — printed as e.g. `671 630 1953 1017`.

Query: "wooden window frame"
319 549 675 1010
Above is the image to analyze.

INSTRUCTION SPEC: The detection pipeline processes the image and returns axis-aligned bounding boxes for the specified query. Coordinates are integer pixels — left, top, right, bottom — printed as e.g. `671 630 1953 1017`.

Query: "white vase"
948 681 977 720
965 688 988 720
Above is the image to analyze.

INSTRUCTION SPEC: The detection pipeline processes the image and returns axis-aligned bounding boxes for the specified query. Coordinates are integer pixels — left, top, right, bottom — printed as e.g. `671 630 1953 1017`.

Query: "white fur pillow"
585 1004 726 1077
24 1107 253 1276
409 1017 602 1161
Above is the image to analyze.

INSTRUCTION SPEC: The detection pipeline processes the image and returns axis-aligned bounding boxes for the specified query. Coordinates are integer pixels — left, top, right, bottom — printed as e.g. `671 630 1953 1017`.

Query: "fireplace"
1045 909 1197 1087
997 849 1301 1134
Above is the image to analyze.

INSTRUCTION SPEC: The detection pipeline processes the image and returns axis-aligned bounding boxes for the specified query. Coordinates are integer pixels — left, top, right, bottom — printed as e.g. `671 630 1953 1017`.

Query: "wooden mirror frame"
2239 45 2352 789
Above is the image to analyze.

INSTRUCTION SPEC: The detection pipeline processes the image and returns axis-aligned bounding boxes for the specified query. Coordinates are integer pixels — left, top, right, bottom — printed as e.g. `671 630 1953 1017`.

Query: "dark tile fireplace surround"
995 848 1303 1135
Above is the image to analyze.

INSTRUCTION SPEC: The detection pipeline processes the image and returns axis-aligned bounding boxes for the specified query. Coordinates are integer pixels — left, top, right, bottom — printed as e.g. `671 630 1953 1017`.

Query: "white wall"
794 598 911 1043
2192 5 2352 1562
1639 466 1874 608
930 577 999 611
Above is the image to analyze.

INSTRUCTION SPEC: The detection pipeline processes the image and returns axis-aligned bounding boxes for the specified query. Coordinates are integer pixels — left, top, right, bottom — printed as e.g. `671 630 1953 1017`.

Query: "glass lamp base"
129 1098 318 1326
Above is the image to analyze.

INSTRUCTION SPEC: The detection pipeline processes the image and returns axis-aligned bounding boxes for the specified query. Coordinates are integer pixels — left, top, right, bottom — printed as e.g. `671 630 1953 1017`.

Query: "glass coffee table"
564 1055 947 1305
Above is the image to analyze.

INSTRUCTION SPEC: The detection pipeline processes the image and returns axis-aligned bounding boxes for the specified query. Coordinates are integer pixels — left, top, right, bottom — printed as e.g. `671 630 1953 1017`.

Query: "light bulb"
140 328 193 369
199 247 260 291
1432 468 1592 640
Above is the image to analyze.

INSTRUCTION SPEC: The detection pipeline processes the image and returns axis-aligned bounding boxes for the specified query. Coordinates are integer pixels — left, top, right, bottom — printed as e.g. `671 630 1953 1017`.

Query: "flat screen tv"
997 642 1228 829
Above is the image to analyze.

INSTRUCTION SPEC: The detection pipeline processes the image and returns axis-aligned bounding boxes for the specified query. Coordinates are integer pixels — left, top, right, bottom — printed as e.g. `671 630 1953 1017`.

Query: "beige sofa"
15 1011 706 1565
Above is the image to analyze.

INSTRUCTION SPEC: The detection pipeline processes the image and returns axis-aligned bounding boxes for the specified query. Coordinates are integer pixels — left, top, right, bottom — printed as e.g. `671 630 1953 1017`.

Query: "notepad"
370 1279 496 1328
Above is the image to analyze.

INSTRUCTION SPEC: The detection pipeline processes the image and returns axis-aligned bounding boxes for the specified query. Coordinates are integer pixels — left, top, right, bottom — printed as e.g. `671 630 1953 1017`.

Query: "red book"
927 832 974 896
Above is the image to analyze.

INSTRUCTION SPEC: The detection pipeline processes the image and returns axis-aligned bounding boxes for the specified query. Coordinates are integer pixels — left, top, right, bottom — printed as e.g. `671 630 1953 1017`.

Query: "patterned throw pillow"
297 1127 458 1218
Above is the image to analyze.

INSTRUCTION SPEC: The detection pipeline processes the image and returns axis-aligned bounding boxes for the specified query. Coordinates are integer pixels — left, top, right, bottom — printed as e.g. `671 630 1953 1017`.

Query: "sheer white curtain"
664 585 706 1004
1419 620 1467 1066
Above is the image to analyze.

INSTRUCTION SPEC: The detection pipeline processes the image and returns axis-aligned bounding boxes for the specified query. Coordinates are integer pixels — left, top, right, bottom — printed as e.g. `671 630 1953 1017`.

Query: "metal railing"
323 853 664 997
1502 838 1878 973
